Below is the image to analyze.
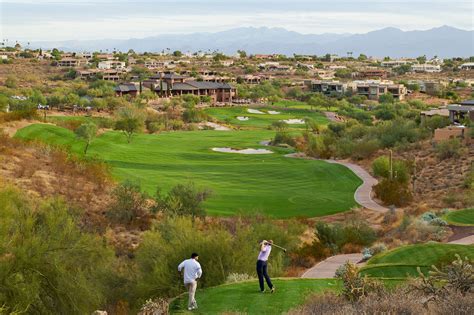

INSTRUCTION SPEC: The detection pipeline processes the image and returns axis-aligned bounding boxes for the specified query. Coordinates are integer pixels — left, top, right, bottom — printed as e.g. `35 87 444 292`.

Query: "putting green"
170 279 340 314
360 243 474 278
15 124 362 218
204 106 328 129
444 208 474 226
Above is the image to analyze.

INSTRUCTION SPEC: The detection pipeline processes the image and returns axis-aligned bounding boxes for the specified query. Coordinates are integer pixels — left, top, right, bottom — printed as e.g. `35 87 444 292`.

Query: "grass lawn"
444 208 474 226
360 243 474 278
273 100 338 112
170 279 340 314
204 106 328 130
15 124 361 218
46 115 112 125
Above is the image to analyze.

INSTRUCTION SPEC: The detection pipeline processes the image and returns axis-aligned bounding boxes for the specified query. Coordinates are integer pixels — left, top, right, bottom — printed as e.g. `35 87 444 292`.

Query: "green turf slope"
170 279 340 314
15 124 362 218
360 243 474 278
444 208 474 226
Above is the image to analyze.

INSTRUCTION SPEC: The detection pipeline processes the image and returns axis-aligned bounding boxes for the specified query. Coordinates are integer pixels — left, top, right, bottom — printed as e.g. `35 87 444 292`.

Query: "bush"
435 139 462 160
0 187 115 314
372 155 411 184
374 178 413 206
336 262 383 302
315 221 376 254
106 180 151 227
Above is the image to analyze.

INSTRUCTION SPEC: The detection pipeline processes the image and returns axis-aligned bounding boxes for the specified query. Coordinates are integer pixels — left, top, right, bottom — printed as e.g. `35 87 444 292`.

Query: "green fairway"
273 100 337 111
15 124 361 218
170 279 340 314
205 106 328 129
360 243 474 278
444 208 474 226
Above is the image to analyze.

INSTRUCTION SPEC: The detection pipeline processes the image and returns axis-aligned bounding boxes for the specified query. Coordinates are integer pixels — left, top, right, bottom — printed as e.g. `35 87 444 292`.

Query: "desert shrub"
435 139 461 160
336 262 383 301
154 182 212 221
372 155 411 183
106 180 151 227
315 221 376 254
273 131 296 146
147 121 166 133
362 243 387 260
420 211 448 226
374 178 413 206
395 217 448 243
350 139 380 160
0 187 115 314
0 108 38 123
138 298 169 315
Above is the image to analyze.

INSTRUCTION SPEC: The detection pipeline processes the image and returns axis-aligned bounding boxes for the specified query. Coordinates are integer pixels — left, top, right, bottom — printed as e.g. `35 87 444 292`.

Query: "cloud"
1 0 472 41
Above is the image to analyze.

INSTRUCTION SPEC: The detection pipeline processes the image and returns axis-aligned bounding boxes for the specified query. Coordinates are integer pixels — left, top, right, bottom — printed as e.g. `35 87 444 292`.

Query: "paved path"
301 253 364 278
448 235 474 245
285 153 389 213
301 235 474 279
325 160 389 213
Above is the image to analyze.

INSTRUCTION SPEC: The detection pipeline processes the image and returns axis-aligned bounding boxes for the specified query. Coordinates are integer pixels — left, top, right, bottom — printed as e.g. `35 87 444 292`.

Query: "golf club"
259 240 287 253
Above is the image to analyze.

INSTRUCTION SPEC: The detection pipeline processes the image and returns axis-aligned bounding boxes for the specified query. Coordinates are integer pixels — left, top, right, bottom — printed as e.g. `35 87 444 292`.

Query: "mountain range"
30 26 474 58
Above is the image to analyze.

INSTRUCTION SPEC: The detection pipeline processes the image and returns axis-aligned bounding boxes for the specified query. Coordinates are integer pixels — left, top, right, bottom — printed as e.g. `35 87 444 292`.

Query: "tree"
114 106 145 143
379 93 394 104
0 187 114 314
154 182 212 222
357 54 368 61
172 50 183 57
237 50 247 58
416 55 427 64
106 180 150 225
75 122 98 154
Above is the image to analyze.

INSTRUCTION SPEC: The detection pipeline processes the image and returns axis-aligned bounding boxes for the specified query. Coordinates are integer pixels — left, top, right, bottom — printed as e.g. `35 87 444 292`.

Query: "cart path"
285 153 389 213
301 235 474 279
301 253 364 278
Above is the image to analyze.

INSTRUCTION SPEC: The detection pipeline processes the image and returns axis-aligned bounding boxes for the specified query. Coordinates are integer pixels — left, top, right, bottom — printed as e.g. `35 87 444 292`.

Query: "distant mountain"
30 26 474 57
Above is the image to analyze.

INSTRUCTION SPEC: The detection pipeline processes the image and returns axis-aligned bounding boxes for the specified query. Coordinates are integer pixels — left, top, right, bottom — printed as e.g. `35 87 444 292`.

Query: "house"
115 83 139 97
308 80 349 95
238 75 270 84
98 60 126 70
57 58 87 67
148 73 236 103
101 69 123 81
420 107 450 120
144 59 171 69
354 81 407 101
411 64 441 73
460 63 474 70
447 100 474 124
381 60 412 67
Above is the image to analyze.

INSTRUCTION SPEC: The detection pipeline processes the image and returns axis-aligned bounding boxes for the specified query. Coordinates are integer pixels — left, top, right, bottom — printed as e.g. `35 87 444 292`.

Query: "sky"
0 0 473 41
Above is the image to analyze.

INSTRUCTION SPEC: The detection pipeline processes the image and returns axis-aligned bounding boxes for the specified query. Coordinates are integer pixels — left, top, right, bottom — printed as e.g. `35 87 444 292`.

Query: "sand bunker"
268 111 280 115
281 119 305 124
200 122 231 131
212 147 273 154
237 116 249 121
247 109 265 114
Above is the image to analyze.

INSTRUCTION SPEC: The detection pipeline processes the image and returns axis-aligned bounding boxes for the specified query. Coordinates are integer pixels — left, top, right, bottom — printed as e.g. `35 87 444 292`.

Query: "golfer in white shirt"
178 253 202 311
